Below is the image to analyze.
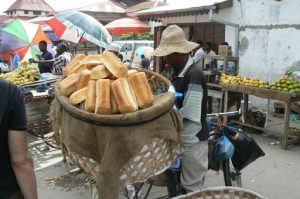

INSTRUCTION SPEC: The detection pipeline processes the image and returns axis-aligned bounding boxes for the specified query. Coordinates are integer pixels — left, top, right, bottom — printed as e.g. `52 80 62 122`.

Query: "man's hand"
28 58 35 63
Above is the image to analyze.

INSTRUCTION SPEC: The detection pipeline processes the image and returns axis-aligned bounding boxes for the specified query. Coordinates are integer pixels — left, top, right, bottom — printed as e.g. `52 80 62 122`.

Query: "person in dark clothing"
37 40 53 73
0 79 37 199
153 25 208 193
140 54 150 69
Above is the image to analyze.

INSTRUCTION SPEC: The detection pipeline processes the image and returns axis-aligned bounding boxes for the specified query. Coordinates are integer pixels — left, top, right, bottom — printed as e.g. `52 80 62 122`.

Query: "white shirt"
193 47 204 63
204 50 216 66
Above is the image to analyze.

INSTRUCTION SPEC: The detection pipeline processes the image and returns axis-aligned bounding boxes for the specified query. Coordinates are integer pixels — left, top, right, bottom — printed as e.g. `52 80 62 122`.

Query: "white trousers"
180 140 208 192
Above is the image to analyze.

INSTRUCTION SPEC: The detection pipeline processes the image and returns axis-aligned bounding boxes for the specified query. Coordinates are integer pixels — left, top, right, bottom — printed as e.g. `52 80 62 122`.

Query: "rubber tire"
222 160 233 186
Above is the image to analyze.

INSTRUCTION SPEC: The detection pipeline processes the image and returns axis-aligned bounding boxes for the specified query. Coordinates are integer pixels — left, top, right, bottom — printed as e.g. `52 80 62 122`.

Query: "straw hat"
153 25 198 57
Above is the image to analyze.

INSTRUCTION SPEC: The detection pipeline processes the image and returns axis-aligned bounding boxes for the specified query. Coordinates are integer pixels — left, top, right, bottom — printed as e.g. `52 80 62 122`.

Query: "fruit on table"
270 77 300 93
0 62 41 85
220 74 269 88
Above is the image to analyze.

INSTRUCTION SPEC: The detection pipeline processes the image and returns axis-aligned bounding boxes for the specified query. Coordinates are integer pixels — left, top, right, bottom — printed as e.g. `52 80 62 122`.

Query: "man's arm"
9 130 38 199
29 58 54 68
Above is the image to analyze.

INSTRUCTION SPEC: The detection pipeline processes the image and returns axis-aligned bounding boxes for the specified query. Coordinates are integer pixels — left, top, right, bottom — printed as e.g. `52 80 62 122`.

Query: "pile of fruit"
269 77 300 93
0 60 41 85
220 74 269 88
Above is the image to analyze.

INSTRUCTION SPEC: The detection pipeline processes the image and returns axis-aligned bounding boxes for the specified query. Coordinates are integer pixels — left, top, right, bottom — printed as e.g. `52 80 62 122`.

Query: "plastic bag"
213 134 235 161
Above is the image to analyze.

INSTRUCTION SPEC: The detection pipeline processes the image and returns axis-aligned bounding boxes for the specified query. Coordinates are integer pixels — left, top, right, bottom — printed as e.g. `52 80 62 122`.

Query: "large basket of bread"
52 52 182 197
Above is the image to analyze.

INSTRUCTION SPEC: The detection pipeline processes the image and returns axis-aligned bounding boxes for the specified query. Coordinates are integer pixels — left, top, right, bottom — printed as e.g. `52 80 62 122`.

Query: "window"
135 43 148 49
120 44 132 52
33 11 41 15
24 10 29 14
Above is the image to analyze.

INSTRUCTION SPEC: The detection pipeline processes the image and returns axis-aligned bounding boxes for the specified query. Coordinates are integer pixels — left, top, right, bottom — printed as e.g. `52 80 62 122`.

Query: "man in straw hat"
153 25 208 194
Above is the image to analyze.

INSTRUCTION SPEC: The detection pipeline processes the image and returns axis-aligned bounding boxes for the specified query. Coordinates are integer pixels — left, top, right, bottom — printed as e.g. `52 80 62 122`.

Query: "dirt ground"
31 116 300 199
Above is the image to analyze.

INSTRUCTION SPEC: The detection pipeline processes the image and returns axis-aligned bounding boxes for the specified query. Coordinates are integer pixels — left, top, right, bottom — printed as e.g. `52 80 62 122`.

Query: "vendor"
153 25 208 194
36 40 53 73
29 43 72 76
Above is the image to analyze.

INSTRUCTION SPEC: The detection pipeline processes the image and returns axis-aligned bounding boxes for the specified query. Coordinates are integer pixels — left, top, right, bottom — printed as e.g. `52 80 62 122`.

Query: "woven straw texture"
52 68 183 199
174 186 267 199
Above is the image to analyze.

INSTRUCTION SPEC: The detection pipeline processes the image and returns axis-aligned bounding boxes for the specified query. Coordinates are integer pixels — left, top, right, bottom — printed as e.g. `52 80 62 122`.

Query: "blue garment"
38 51 53 73
12 53 20 70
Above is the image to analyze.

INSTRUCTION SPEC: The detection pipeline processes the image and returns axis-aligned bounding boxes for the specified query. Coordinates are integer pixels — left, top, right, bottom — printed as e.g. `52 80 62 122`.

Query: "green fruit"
271 86 277 90
282 88 289 92
282 84 288 88
295 83 300 88
277 87 282 91
288 85 294 90
289 89 296 93
296 88 300 93
286 81 293 85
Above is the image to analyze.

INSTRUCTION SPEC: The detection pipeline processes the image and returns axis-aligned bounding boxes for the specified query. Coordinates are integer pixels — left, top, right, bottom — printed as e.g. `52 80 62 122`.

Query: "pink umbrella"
105 18 151 34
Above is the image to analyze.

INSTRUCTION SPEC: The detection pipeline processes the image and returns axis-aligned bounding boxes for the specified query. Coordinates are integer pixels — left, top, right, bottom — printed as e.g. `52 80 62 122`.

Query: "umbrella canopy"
105 18 151 34
47 10 111 48
0 19 52 63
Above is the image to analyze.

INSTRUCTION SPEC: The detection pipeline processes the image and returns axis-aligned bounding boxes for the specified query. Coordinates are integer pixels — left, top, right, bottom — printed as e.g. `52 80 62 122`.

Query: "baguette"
83 55 103 68
101 52 128 78
111 78 138 113
85 80 96 113
95 79 111 115
127 69 138 78
59 73 79 96
69 87 87 105
66 54 85 68
110 91 120 114
64 61 87 76
91 64 111 79
129 72 154 109
75 69 91 91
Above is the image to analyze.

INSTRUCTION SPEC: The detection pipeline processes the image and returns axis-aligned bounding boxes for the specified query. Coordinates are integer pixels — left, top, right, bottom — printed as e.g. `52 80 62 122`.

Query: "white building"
136 0 300 108
4 0 54 18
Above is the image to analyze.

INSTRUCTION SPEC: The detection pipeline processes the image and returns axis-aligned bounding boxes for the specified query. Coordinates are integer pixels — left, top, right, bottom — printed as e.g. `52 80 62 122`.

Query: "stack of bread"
58 52 154 114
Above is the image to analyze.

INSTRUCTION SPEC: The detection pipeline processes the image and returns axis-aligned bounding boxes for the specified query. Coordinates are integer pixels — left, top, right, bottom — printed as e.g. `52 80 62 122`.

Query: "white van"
111 40 154 63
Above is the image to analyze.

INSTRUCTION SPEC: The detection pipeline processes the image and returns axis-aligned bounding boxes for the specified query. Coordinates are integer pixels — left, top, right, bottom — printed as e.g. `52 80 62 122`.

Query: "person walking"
0 78 38 199
153 25 209 194
193 40 204 63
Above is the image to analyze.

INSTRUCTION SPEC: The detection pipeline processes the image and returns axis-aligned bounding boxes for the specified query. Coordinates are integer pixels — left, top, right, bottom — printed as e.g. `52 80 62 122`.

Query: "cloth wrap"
51 83 183 199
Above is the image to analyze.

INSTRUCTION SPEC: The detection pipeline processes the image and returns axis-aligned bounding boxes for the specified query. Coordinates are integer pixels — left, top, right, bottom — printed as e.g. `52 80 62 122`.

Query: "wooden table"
221 83 300 149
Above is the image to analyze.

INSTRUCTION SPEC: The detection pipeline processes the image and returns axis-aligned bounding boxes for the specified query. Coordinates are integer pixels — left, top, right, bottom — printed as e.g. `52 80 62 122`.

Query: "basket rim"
173 186 267 199
54 68 176 126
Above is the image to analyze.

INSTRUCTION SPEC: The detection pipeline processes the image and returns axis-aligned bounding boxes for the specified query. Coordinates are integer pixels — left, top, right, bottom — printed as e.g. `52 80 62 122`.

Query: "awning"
135 0 232 20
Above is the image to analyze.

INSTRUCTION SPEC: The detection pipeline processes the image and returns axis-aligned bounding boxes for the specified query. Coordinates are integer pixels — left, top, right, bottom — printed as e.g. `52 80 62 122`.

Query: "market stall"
51 52 182 198
221 83 300 149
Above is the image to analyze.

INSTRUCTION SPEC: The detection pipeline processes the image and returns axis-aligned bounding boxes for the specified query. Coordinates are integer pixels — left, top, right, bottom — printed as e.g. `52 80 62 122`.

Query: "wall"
238 0 300 108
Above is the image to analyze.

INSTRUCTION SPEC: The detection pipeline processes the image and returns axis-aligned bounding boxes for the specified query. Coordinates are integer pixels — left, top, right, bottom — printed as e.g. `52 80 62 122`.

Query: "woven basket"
56 68 181 187
174 186 267 199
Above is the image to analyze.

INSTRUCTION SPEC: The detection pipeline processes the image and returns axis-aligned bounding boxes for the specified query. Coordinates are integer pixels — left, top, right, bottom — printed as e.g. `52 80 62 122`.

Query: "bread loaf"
83 55 103 68
75 69 91 91
101 52 128 78
85 80 96 113
110 92 119 114
127 69 138 78
59 73 79 96
91 64 111 79
129 72 154 109
64 61 87 76
66 54 85 68
69 87 87 105
111 78 138 113
95 79 111 114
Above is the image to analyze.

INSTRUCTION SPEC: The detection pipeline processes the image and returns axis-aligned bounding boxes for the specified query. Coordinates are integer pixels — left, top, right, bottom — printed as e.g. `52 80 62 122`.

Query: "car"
110 40 154 63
